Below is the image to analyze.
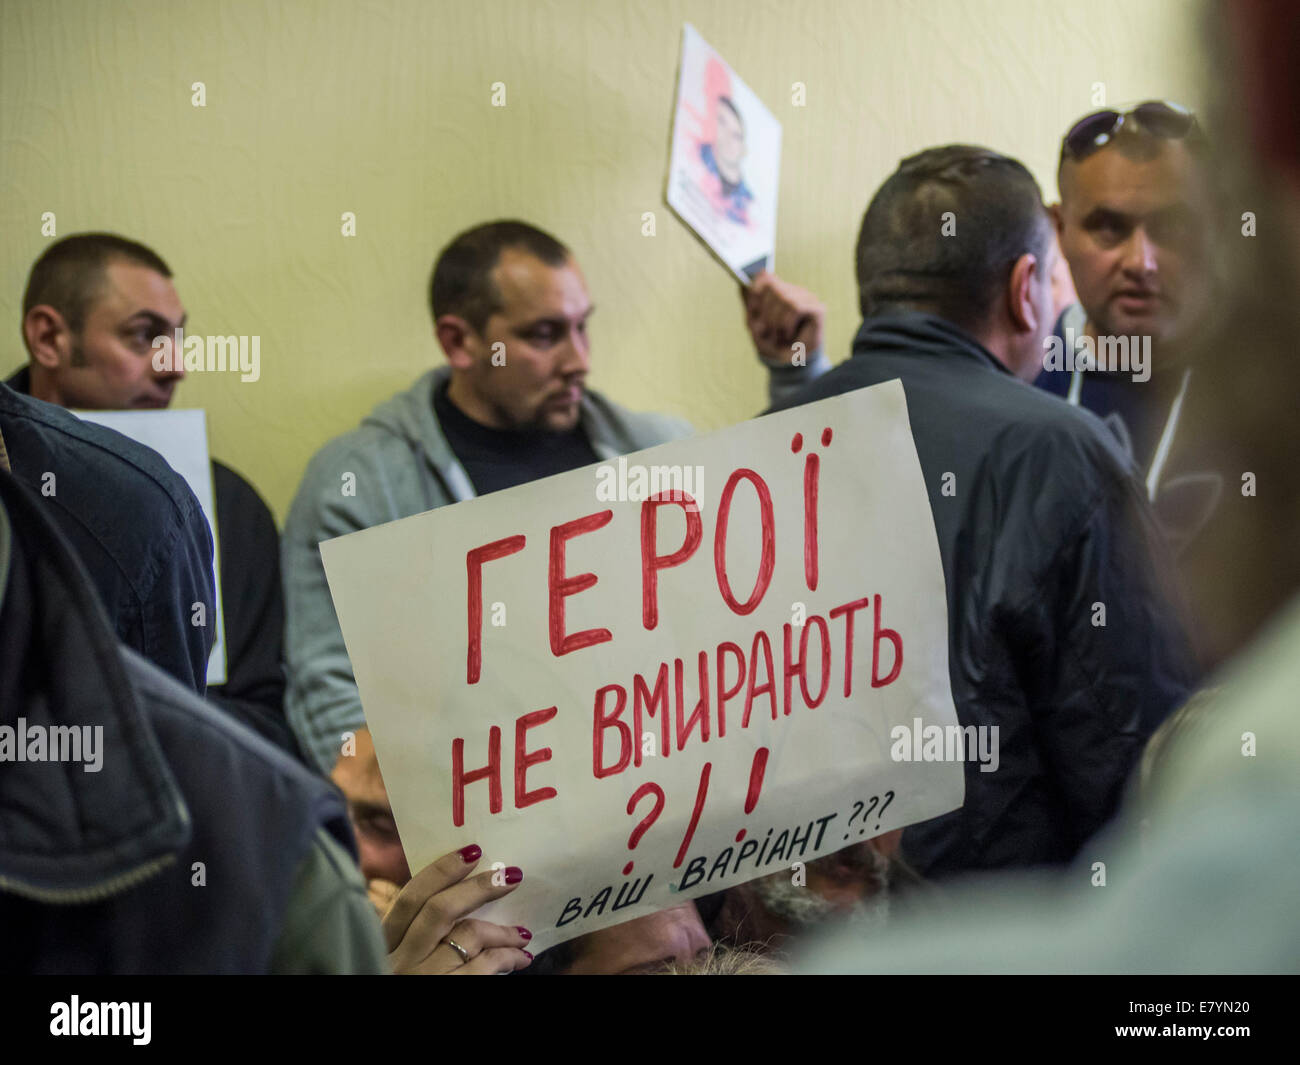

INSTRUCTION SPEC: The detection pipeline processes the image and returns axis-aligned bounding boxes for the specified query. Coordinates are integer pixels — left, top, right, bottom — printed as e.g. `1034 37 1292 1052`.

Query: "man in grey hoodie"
284 219 827 774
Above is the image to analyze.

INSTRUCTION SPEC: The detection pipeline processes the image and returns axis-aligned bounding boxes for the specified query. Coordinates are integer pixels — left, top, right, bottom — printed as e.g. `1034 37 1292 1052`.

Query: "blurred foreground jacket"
0 468 386 974
0 381 214 694
4 366 299 759
800 594 1300 973
773 312 1200 878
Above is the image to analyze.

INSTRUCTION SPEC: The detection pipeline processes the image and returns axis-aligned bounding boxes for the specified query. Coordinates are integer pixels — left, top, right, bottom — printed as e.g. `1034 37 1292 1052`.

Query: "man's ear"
434 314 477 370
1007 252 1042 336
23 306 72 370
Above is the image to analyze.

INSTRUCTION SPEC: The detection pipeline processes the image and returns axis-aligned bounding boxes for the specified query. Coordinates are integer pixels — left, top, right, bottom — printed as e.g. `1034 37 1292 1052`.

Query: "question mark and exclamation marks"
623 763 714 875
622 746 771 873
621 764 710 876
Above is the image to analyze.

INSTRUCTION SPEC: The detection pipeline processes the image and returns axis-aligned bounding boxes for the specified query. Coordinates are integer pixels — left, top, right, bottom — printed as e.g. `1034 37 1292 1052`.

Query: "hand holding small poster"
321 381 964 954
666 23 782 283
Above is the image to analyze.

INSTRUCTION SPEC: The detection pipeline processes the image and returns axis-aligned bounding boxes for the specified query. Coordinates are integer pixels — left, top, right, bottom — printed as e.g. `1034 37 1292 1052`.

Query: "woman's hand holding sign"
380 844 533 974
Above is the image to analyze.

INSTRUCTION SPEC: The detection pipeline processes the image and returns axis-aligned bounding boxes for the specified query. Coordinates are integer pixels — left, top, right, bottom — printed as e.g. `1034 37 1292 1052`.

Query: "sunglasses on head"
1061 101 1200 163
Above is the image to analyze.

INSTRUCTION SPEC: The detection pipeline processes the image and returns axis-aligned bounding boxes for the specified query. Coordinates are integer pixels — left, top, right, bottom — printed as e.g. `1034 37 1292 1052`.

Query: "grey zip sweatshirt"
284 360 826 772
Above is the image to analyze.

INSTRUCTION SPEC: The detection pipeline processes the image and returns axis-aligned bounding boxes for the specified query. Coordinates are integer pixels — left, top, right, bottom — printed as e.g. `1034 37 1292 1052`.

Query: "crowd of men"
3 2 1296 974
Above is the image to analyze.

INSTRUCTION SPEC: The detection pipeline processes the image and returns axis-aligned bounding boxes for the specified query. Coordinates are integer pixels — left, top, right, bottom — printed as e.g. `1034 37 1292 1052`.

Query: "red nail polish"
522 950 533 961
504 866 523 885
458 844 482 863
516 926 532 940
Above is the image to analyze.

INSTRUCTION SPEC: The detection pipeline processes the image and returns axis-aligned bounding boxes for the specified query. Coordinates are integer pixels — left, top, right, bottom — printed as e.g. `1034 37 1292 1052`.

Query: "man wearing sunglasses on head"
1037 102 1220 573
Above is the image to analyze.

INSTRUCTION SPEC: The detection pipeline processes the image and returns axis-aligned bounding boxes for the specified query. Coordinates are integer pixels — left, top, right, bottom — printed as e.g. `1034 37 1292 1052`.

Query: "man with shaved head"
7 232 295 751
771 144 1198 878
1038 104 1219 575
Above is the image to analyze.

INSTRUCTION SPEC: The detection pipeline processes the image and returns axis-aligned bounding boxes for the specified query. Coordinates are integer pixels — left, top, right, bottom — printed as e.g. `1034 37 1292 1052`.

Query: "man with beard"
705 834 918 956
284 219 829 773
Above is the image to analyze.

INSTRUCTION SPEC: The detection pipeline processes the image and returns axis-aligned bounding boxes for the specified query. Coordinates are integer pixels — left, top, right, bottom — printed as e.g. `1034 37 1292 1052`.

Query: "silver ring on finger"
444 936 470 963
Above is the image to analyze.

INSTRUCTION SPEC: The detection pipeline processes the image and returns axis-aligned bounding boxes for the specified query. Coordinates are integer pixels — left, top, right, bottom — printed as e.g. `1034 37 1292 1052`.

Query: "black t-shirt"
434 379 599 495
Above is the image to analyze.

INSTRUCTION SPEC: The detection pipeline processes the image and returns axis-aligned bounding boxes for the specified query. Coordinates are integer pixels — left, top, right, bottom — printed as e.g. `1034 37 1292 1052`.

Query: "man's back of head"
775 143 1197 880
855 145 1056 380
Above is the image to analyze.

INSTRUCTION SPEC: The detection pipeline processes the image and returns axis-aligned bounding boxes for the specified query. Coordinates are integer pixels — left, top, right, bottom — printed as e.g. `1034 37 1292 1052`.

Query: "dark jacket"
0 381 214 694
0 468 385 973
773 312 1200 878
205 460 298 757
1033 305 1223 561
1034 305 1157 462
208 461 285 707
3 367 297 758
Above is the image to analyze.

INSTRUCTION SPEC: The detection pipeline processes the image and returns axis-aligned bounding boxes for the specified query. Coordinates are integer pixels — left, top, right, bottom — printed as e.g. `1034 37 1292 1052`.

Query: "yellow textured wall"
0 0 1200 523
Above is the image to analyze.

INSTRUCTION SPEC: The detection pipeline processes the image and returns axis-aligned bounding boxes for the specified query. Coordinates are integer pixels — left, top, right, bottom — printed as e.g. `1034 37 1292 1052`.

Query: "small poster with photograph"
665 23 782 284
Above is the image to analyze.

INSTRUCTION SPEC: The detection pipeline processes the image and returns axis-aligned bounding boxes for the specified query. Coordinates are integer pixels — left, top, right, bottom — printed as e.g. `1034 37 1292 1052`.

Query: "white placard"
322 381 964 954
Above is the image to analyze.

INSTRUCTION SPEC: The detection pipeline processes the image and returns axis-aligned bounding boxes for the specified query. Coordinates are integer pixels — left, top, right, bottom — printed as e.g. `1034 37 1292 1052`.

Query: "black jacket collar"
851 311 1014 377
